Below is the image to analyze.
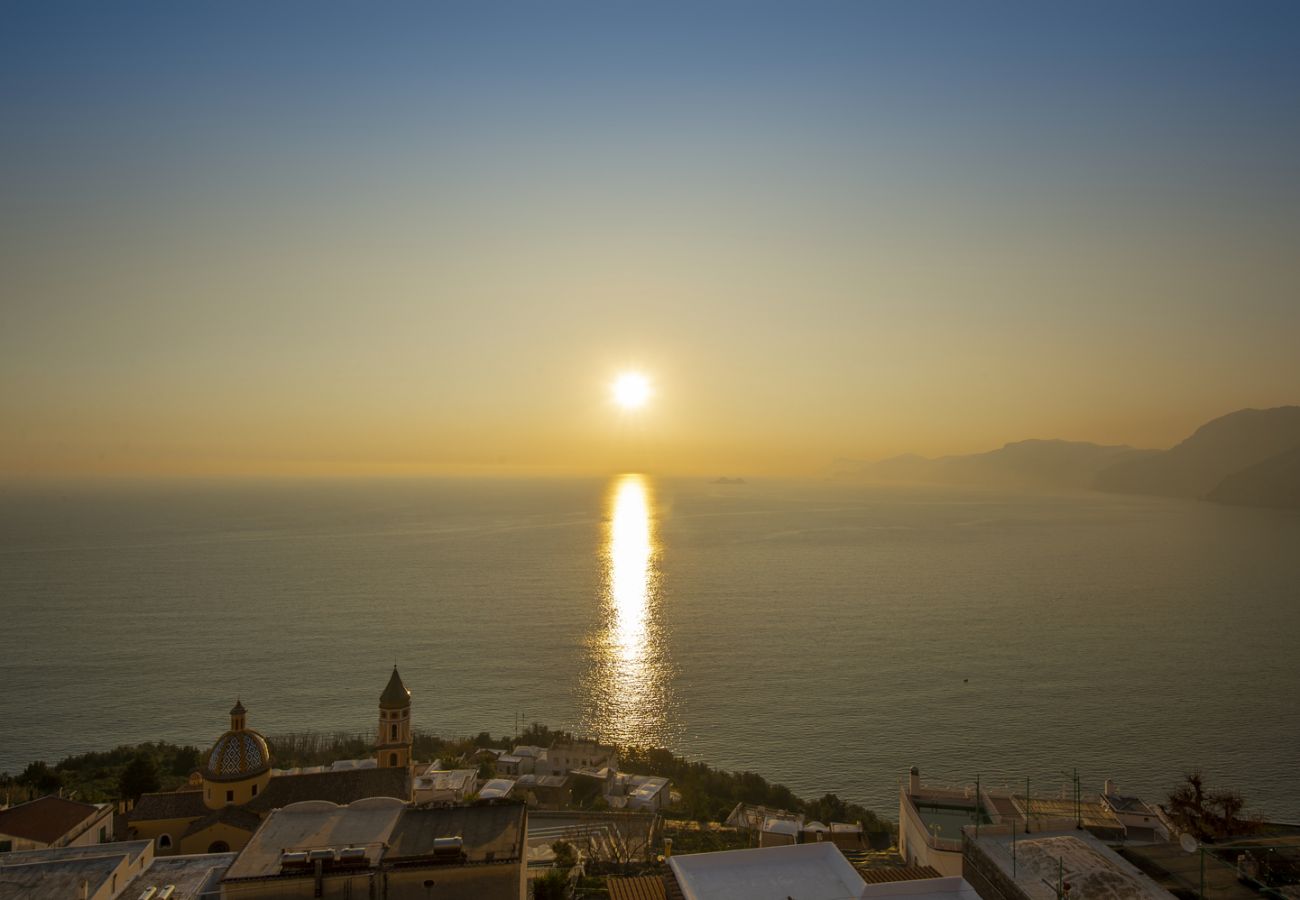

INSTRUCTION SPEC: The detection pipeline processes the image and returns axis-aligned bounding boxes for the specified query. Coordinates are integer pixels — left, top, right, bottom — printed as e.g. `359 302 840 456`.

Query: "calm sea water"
2 477 1297 819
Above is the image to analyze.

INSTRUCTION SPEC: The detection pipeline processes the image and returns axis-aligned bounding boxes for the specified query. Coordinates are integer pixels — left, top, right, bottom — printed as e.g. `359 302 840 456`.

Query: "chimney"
909 767 921 794
79 879 89 900
1104 779 1115 796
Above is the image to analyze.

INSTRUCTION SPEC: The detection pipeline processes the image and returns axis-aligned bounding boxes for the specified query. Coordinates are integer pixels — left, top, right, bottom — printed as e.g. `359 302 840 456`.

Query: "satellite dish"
1180 833 1199 854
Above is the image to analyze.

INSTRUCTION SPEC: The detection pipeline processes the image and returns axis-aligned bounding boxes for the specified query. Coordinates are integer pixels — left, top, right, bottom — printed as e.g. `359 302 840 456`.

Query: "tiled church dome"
204 725 271 781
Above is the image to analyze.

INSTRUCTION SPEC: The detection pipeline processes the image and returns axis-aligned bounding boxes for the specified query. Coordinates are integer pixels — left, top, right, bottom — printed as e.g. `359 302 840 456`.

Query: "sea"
2 475 1298 820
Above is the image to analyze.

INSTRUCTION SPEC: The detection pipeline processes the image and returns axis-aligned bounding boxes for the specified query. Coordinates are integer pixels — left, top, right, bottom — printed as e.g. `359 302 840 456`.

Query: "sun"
612 372 652 410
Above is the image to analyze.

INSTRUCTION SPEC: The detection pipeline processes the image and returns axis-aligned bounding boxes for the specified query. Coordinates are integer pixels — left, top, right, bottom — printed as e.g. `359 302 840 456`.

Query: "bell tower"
376 666 412 769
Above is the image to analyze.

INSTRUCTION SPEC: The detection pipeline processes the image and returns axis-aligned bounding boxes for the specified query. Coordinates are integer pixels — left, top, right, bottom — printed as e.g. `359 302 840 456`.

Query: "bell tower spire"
376 666 412 769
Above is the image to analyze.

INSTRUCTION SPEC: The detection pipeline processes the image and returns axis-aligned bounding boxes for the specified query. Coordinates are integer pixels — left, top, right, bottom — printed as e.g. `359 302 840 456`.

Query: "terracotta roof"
607 875 669 900
857 865 943 883
181 804 262 839
380 666 411 709
0 795 103 845
127 789 207 823
245 766 410 813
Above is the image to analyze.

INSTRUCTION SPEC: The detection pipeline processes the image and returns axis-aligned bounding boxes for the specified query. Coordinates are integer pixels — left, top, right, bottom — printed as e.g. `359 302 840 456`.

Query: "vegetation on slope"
1 742 200 805
2 723 894 842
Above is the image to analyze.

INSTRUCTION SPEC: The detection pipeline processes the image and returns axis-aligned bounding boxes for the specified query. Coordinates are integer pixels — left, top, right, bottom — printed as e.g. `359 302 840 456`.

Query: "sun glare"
612 372 652 410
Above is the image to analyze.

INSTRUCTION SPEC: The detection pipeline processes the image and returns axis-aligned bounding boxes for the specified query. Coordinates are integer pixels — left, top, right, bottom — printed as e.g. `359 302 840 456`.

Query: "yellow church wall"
179 819 258 856
129 815 200 856
203 770 270 809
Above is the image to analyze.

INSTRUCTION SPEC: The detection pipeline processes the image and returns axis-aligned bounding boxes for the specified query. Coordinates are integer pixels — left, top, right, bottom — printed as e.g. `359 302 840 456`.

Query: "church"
126 668 415 855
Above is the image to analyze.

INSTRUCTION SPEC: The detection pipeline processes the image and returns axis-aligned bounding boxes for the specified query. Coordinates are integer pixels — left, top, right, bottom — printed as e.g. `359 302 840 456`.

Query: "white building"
539 739 618 777
760 817 801 848
478 779 517 801
498 746 547 777
1100 781 1169 843
667 841 866 900
862 876 983 900
413 767 479 805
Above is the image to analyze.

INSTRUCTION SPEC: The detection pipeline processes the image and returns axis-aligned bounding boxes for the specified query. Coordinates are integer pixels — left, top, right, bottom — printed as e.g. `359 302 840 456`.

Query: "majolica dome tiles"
206 730 269 778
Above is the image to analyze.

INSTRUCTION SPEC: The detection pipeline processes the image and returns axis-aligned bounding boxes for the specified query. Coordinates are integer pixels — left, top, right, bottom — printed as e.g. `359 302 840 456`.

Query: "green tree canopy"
119 753 161 801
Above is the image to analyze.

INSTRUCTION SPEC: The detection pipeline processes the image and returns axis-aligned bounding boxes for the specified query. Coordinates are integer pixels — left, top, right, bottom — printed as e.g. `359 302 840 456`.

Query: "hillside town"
1 670 1296 900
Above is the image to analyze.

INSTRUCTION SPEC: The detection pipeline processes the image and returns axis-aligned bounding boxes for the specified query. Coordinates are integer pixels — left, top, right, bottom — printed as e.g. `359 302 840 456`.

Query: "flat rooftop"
668 841 866 900
415 768 477 789
1014 797 1122 832
119 852 237 900
969 830 1173 900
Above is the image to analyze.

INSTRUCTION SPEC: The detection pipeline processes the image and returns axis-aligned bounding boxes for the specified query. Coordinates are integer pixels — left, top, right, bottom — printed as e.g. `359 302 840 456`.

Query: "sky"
2 2 1298 477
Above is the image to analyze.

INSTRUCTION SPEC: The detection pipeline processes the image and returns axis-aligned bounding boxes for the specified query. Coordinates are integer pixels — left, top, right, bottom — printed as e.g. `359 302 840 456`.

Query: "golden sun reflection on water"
582 474 676 747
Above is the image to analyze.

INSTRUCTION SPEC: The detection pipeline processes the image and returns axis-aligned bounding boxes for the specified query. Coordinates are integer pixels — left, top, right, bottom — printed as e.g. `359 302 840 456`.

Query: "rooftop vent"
157 888 176 900
280 851 311 869
338 847 370 867
307 849 337 863
432 836 464 853
138 889 157 900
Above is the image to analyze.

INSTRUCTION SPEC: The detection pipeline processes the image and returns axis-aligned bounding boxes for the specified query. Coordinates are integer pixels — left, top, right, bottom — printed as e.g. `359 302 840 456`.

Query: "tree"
169 745 201 777
119 753 160 801
533 868 569 900
20 761 62 794
808 793 849 824
552 840 577 869
1165 772 1250 842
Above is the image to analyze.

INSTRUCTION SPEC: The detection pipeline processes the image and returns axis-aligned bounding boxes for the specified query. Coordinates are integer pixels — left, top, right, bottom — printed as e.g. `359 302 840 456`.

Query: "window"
252 783 258 796
0 840 12 853
391 724 398 740
226 790 234 803
208 840 230 853
158 834 172 849
98 826 107 843
389 752 398 767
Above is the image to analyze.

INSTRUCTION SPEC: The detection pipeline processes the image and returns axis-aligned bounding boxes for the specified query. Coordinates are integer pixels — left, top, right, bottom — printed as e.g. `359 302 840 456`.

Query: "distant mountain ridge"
845 406 1300 509
1094 406 1300 503
1205 444 1300 509
854 439 1155 490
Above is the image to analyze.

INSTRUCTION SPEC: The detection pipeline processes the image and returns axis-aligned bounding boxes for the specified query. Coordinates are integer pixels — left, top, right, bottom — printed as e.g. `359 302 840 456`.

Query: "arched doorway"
208 840 230 853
